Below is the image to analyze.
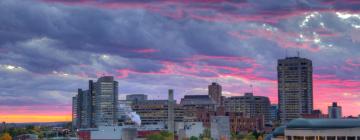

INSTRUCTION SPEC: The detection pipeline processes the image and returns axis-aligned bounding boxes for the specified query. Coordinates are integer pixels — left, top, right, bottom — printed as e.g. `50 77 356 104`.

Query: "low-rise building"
197 107 265 133
131 100 184 125
211 116 231 140
180 95 216 122
224 93 271 123
269 119 360 140
126 94 148 103
177 122 204 139
301 110 327 119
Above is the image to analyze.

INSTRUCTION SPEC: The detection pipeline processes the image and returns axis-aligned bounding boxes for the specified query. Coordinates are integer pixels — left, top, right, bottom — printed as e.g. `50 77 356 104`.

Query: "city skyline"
0 0 360 123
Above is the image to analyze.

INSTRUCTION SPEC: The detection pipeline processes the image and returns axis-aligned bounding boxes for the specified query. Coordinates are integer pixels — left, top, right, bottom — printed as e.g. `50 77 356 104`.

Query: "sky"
0 0 359 123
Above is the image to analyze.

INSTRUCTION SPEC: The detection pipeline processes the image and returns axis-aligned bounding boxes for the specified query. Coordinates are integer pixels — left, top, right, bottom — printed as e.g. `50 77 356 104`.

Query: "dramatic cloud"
0 0 359 122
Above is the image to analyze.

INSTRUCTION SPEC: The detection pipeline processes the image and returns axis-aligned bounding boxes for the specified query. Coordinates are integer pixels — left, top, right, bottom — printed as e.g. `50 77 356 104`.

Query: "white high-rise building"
95 76 119 126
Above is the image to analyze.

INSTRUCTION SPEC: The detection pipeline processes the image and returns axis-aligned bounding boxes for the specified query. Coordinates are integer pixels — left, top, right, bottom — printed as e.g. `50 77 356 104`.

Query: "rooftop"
183 95 210 99
287 118 360 129
180 95 215 105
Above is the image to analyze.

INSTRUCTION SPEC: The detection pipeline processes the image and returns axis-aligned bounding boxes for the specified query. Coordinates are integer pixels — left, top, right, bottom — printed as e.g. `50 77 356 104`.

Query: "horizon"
0 0 359 123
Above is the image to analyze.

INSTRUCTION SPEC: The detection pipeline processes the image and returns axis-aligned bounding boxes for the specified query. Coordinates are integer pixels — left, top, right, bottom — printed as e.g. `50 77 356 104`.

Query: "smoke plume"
118 103 142 126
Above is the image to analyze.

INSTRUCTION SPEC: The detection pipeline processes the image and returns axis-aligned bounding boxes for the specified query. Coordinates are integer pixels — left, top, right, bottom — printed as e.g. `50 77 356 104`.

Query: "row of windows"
287 136 359 140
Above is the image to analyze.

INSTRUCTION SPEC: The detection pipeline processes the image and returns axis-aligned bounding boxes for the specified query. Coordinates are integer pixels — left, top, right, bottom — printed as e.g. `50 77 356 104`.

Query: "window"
337 136 346 140
348 137 356 140
294 136 304 140
327 136 336 140
318 136 325 140
287 136 292 140
306 136 315 140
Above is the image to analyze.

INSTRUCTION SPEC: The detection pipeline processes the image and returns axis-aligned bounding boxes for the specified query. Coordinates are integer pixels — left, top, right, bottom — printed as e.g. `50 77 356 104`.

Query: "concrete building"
328 102 342 119
94 76 119 126
117 100 133 123
180 95 216 121
278 57 313 123
224 92 271 123
177 122 205 140
126 94 148 103
131 100 184 125
130 91 184 127
211 116 231 140
197 108 264 133
208 82 222 106
122 128 137 140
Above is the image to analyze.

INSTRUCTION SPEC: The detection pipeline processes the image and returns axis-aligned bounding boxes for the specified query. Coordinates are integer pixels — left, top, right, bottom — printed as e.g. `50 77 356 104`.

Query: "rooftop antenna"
250 84 254 93
297 50 300 57
285 49 288 58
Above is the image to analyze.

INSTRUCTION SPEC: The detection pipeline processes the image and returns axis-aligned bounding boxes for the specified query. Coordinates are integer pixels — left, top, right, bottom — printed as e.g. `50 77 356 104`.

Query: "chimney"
167 89 175 135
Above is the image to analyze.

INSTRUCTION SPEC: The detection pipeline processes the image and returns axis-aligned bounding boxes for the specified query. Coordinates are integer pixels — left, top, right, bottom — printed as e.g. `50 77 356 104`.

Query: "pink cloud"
116 55 275 86
130 48 159 53
229 29 321 52
346 58 360 67
313 74 360 116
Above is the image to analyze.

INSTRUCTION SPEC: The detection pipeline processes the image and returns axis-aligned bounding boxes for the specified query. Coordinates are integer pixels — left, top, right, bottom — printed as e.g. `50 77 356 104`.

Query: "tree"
190 136 199 140
0 133 12 140
147 133 164 140
147 131 174 140
243 133 256 140
202 128 211 138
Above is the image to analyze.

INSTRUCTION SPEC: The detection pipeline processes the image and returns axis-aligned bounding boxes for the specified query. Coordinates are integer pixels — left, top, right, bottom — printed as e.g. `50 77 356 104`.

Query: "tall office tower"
208 82 222 106
278 57 313 123
167 89 175 134
328 102 342 119
95 76 119 126
88 80 96 127
126 94 148 103
224 93 271 123
77 89 92 128
73 81 95 129
72 96 78 130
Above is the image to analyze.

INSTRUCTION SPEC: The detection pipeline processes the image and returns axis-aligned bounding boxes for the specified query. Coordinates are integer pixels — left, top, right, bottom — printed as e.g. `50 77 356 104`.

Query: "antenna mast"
250 84 254 93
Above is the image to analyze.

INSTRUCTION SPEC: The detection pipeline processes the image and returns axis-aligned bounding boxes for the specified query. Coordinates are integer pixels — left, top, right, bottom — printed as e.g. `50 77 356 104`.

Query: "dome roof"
287 118 360 129
272 126 285 137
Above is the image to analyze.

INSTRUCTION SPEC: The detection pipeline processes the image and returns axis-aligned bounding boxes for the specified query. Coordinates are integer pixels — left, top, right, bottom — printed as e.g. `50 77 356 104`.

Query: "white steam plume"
118 103 141 126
